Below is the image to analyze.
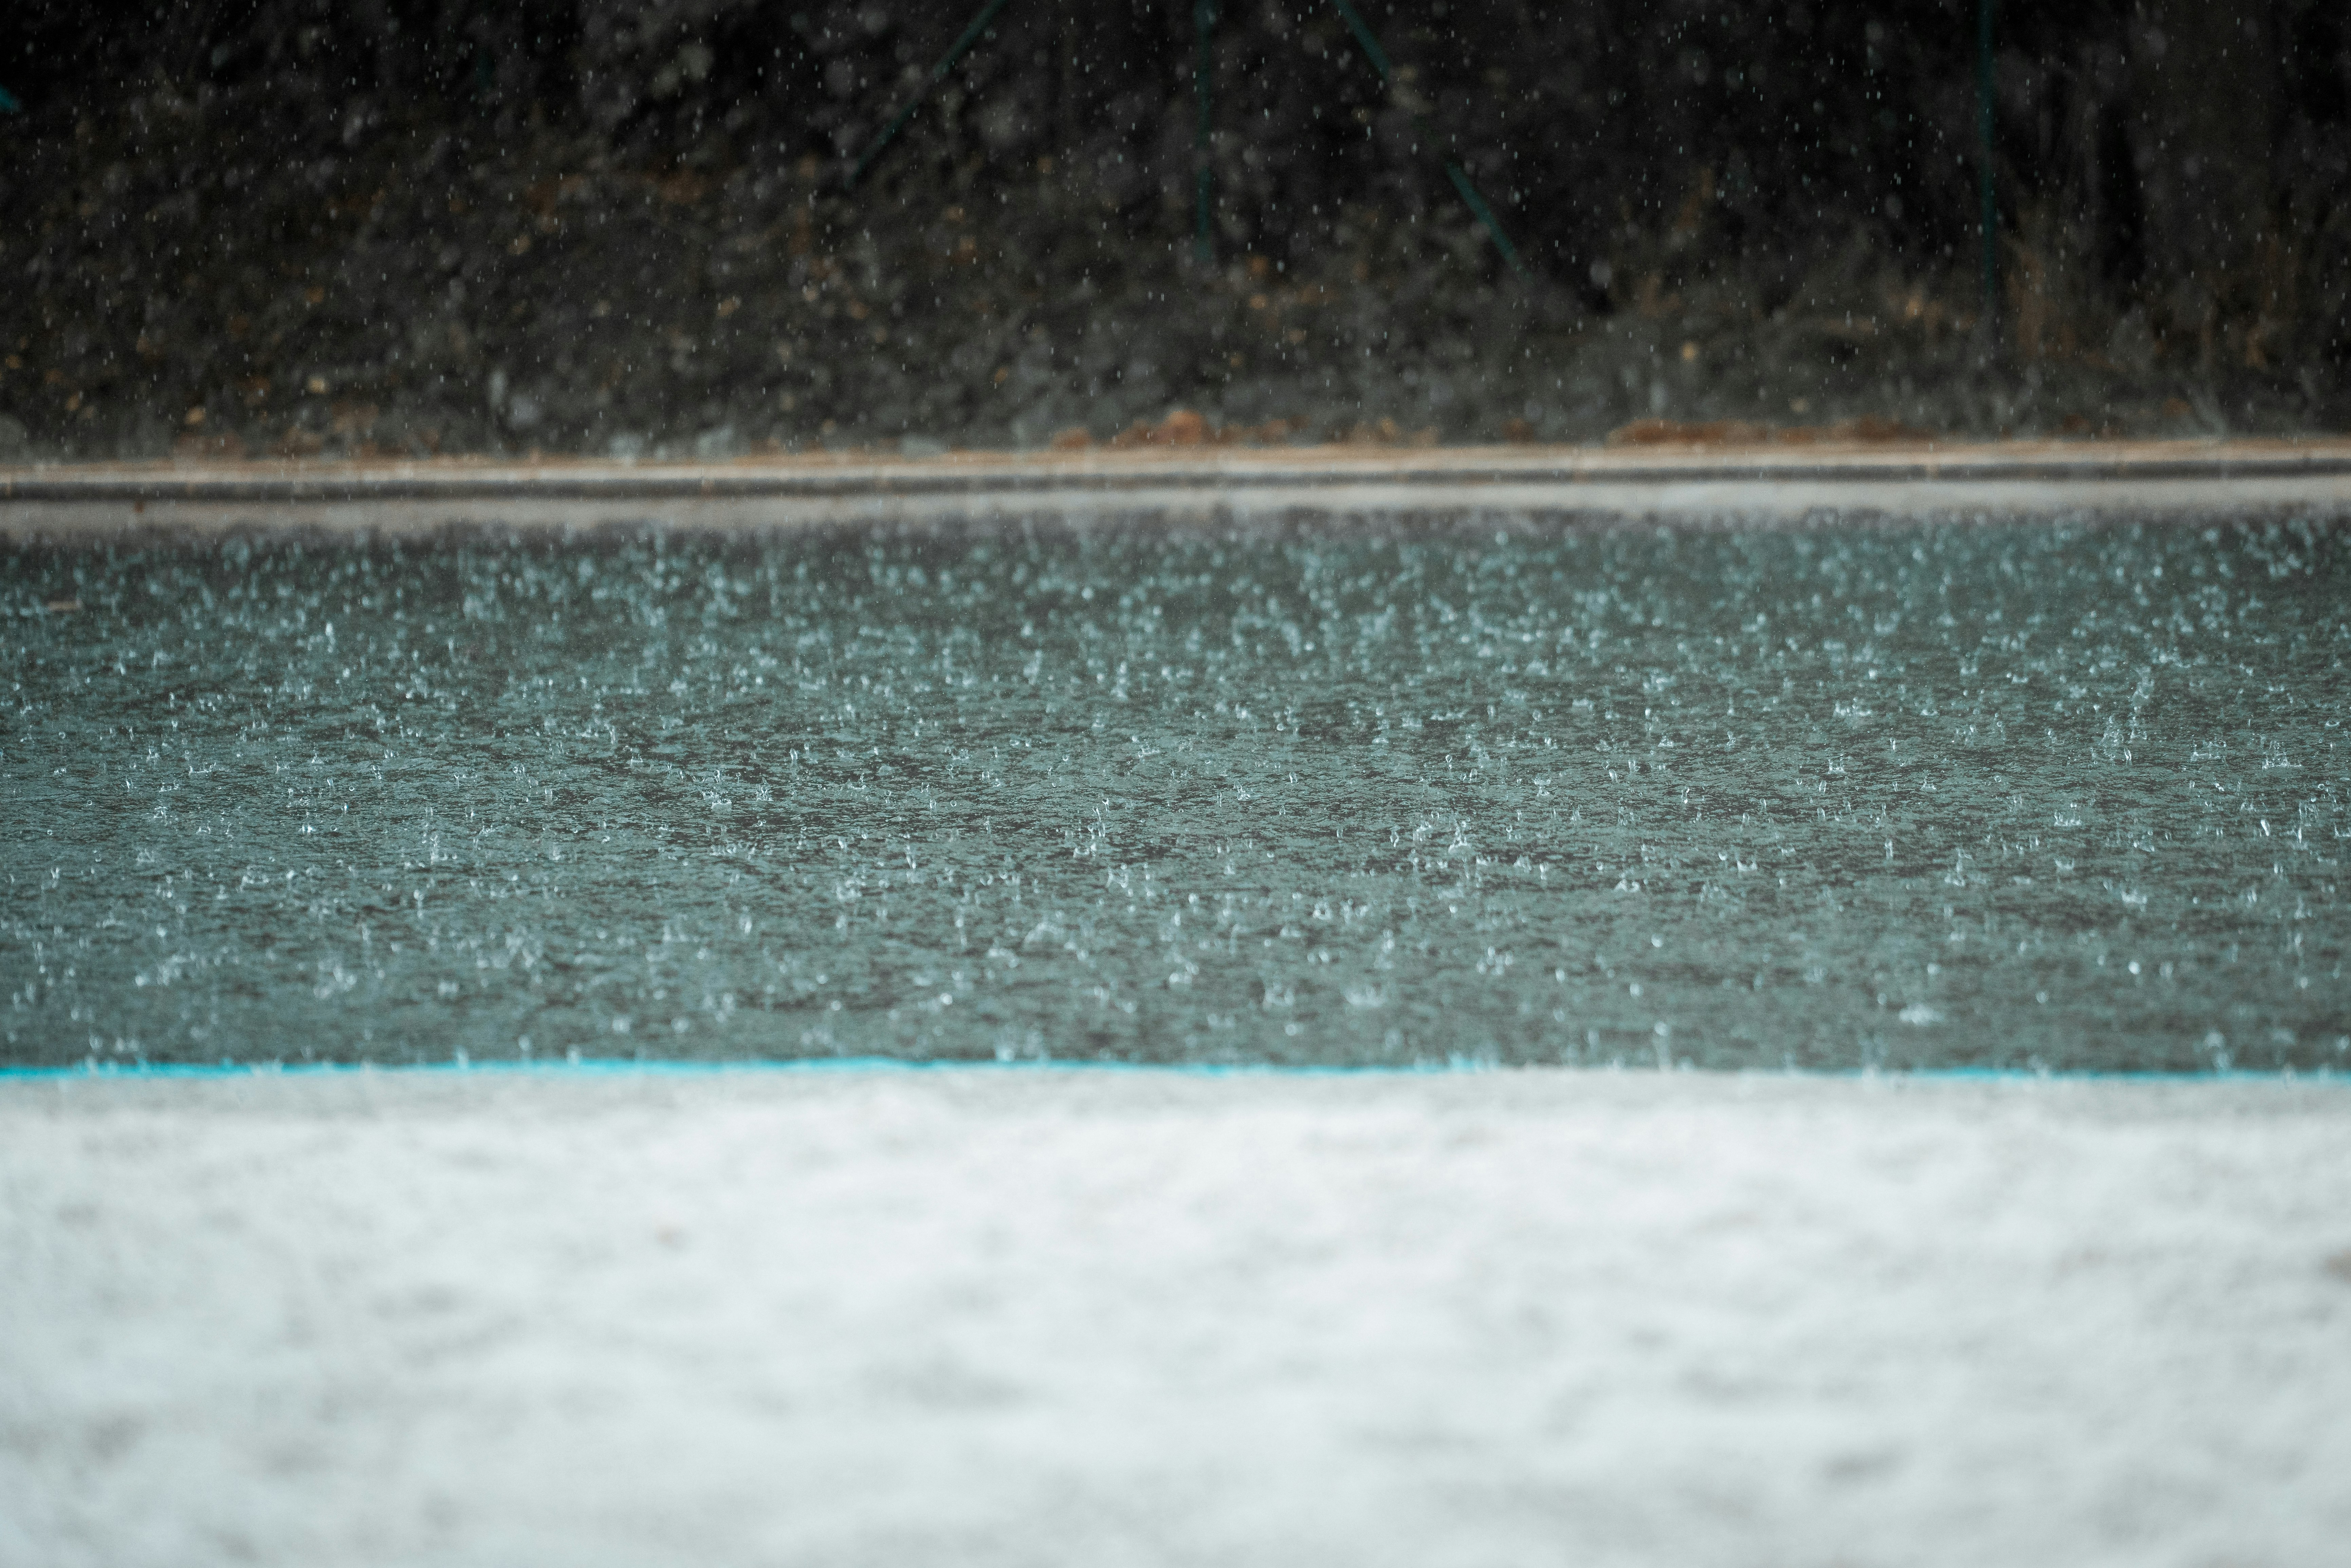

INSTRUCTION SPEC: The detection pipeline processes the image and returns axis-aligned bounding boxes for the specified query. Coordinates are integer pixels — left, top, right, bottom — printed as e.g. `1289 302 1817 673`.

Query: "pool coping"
7 440 2351 534
7 439 2351 496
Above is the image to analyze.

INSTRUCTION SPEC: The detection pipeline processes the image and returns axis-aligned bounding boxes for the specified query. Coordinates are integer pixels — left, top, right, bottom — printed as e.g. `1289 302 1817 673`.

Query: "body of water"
4 512 2345 1071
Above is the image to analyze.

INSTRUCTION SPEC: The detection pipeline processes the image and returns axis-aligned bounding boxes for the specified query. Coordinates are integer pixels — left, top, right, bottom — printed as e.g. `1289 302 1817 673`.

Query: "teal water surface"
5 513 2346 1070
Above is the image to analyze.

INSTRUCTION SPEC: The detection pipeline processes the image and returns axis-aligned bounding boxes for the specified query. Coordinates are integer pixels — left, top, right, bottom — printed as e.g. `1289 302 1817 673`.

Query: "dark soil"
4 2 2348 461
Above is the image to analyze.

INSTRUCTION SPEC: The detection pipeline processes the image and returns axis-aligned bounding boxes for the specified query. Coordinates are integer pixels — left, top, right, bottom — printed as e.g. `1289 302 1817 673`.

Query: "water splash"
3 515 2346 1072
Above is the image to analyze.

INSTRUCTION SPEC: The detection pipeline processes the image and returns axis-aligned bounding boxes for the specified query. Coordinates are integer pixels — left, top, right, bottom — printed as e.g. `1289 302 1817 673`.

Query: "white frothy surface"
4 1069 2349 1567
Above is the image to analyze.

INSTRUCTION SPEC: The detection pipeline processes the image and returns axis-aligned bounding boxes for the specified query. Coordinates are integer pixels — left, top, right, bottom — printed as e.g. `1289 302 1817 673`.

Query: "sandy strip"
4 1068 2347 1567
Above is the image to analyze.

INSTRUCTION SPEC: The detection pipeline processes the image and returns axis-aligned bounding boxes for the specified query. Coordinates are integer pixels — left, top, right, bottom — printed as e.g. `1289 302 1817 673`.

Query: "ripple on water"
3 514 2346 1071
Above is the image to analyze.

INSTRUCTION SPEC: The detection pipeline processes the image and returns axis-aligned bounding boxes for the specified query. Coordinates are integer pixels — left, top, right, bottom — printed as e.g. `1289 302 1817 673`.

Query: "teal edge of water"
0 1058 2339 1085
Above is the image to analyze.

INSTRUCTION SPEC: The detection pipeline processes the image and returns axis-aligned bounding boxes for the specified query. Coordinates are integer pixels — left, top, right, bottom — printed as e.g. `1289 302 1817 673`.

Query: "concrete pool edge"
8 438 2351 535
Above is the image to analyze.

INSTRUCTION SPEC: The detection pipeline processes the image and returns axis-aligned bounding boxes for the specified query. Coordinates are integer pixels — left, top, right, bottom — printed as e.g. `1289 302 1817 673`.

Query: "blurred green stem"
847 0 1016 190
1327 0 1528 278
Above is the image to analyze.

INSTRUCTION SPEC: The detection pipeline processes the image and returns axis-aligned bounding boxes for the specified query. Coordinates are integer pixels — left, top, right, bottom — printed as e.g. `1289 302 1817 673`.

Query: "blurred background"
2 0 2346 459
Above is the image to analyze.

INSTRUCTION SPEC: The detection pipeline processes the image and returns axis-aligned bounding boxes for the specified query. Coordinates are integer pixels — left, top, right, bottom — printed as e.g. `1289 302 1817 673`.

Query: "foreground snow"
3 1068 2348 1567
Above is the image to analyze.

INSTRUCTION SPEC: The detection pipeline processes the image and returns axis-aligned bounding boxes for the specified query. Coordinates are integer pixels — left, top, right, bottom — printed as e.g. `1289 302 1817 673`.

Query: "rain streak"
4 514 2346 1072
